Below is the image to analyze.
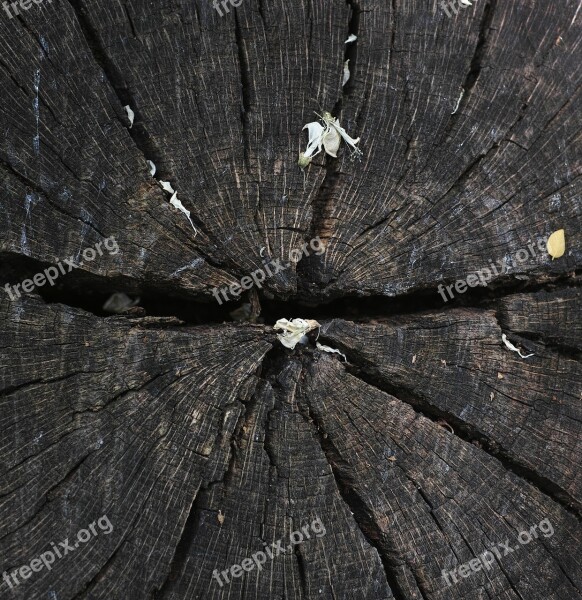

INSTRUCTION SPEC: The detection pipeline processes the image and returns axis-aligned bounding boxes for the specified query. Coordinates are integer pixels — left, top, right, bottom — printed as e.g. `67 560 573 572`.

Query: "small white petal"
330 120 360 147
322 126 341 157
169 192 197 235
159 180 175 194
345 34 357 44
124 105 135 128
316 342 347 361
147 160 156 176
501 334 534 359
302 121 325 158
342 59 350 87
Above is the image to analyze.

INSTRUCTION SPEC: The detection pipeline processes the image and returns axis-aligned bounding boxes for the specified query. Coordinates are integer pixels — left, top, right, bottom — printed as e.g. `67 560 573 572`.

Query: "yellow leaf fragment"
298 152 312 169
546 229 565 259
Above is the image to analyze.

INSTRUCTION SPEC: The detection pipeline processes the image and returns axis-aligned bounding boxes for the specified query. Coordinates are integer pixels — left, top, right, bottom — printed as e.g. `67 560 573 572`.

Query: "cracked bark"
1 0 581 599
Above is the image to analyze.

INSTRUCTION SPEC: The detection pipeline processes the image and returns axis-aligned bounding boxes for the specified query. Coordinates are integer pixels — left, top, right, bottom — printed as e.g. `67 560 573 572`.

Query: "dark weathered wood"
301 353 581 599
319 300 582 512
0 0 581 599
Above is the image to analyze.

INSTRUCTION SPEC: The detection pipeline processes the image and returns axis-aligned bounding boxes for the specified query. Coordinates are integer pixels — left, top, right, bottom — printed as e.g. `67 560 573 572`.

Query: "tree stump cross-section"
0 0 581 599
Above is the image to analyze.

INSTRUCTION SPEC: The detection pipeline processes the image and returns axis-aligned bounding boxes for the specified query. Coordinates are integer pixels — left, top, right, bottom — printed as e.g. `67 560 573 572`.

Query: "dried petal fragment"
159 181 175 194
322 112 362 158
501 333 534 359
124 105 135 128
302 121 325 158
322 127 341 157
169 192 197 234
316 342 347 361
342 59 350 86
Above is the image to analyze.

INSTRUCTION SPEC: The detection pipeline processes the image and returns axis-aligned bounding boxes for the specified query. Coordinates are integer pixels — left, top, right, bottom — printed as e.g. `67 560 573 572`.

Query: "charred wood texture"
0 0 581 599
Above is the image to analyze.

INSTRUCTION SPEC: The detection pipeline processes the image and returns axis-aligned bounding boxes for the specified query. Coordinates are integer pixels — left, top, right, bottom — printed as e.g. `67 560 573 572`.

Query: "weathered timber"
0 0 581 599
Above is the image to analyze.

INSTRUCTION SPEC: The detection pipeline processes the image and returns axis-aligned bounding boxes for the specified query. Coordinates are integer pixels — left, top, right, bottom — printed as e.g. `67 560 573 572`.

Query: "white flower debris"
459 0 472 5
169 192 197 234
147 160 156 176
345 34 357 44
299 111 362 169
103 292 140 314
159 180 175 194
124 105 135 128
546 229 565 259
501 333 534 359
274 318 320 349
342 59 351 87
316 342 347 361
155 180 197 235
451 88 465 115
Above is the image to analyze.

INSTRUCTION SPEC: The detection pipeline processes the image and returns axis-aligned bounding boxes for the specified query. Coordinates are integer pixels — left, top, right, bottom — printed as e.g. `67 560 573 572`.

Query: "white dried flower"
345 34 357 44
299 111 362 168
320 112 362 158
274 318 320 349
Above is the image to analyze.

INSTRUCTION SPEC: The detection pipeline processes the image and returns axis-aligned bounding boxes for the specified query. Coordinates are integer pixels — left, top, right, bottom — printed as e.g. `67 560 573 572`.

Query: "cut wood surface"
0 0 581 599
